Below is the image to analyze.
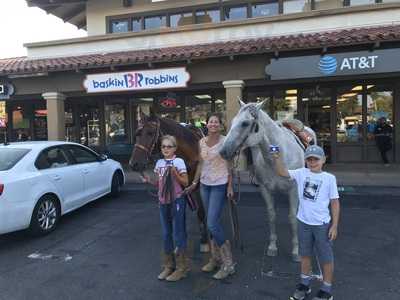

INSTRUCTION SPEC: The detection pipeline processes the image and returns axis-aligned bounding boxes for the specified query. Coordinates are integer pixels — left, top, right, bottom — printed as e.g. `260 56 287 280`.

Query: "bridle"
133 118 162 163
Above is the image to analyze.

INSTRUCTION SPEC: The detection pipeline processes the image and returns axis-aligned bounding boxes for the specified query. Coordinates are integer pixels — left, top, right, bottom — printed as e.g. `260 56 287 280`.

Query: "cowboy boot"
158 253 174 280
213 240 235 280
165 250 189 282
202 240 221 272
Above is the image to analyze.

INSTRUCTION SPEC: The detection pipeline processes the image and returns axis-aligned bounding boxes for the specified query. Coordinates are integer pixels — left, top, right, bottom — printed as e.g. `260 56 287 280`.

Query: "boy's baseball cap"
304 145 325 160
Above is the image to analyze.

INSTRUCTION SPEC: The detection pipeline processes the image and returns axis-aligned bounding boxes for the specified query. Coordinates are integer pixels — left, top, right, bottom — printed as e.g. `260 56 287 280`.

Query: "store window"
132 17 142 32
185 94 212 129
0 101 7 143
105 103 128 144
196 8 220 23
302 87 332 160
79 106 101 147
144 15 167 30
252 1 279 17
111 19 129 33
33 106 47 141
366 85 393 142
283 0 309 14
214 93 227 132
272 89 298 120
336 86 363 143
12 105 31 141
224 5 248 21
170 12 193 27
65 106 78 142
347 0 375 6
158 93 182 122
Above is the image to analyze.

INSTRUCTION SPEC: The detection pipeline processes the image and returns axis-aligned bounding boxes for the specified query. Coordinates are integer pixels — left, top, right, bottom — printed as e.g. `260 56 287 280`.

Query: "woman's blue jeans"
159 197 187 254
200 183 227 247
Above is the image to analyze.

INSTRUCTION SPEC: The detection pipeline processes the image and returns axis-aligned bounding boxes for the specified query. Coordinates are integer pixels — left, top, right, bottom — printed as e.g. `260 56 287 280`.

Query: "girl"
189 113 235 280
142 135 189 282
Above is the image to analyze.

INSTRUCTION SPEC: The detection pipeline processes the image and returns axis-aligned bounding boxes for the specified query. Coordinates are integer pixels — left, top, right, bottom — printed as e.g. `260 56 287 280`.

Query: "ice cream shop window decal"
84 67 190 93
160 97 177 108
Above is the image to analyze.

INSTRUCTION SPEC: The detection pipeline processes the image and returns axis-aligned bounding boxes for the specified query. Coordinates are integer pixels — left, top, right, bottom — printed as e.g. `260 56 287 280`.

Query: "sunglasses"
161 145 175 149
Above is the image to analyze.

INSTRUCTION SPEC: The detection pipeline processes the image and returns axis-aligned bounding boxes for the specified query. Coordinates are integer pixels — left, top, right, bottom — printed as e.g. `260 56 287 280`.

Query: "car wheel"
110 172 122 197
29 195 60 236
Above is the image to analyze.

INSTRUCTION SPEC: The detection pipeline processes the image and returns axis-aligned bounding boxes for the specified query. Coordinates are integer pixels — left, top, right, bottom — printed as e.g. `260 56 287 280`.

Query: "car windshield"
0 148 31 171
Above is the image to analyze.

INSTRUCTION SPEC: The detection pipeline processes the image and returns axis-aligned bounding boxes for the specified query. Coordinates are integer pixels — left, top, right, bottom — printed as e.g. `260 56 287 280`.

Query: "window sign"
84 67 190 93
0 83 15 99
0 101 6 128
266 49 400 80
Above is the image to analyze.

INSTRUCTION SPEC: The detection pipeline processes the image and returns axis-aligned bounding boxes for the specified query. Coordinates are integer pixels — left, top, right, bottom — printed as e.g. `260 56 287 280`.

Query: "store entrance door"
336 84 394 163
78 103 101 151
301 87 333 163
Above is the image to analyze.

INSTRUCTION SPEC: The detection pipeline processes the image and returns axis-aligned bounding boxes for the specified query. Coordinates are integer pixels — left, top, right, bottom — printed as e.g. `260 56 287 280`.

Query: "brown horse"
129 112 209 252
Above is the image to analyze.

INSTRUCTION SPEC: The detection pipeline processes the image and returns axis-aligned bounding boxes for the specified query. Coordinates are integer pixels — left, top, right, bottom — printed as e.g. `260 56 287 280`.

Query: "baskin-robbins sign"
84 67 190 93
265 49 400 80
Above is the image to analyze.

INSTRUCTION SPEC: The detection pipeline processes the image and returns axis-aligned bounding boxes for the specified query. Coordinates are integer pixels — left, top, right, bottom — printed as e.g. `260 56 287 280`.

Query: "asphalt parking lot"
0 190 399 300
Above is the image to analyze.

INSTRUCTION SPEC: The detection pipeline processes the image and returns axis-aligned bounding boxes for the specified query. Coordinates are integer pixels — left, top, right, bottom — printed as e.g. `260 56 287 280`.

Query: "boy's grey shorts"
297 220 334 264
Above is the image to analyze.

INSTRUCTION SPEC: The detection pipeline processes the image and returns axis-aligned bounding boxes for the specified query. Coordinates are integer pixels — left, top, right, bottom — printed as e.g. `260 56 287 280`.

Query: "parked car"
0 141 125 236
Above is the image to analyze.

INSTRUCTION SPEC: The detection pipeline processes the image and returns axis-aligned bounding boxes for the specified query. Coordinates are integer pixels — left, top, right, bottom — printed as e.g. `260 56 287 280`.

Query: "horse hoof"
267 249 278 257
200 243 210 253
292 254 300 262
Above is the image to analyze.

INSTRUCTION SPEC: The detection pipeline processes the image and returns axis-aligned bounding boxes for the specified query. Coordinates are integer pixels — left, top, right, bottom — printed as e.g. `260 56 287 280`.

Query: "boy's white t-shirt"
288 167 339 226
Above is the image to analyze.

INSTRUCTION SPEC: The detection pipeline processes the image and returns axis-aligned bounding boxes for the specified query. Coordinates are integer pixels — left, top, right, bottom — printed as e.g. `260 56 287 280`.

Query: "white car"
0 141 125 235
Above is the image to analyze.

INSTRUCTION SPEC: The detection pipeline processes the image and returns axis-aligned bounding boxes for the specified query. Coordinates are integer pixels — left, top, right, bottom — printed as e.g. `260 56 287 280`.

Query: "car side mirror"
99 154 108 161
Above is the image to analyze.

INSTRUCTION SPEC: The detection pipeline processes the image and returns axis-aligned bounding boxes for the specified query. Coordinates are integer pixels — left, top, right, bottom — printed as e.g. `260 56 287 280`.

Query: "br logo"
318 56 337 75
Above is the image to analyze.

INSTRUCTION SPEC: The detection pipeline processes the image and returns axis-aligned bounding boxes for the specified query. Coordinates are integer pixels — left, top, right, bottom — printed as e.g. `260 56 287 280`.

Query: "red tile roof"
1 25 400 76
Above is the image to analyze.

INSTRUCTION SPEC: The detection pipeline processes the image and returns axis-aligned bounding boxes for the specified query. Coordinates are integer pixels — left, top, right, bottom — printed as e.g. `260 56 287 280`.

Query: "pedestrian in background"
273 145 340 300
142 135 189 282
188 113 235 280
374 117 393 166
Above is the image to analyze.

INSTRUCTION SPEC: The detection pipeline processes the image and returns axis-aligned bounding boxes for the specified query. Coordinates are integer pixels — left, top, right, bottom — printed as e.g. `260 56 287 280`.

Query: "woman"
142 135 189 282
189 113 235 280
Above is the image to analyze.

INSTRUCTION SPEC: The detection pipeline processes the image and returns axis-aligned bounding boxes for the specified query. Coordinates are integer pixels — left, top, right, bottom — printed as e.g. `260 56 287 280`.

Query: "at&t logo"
318 56 337 75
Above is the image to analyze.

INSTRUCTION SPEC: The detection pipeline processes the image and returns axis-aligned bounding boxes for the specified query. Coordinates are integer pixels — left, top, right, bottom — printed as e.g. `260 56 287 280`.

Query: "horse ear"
237 96 246 107
255 100 267 111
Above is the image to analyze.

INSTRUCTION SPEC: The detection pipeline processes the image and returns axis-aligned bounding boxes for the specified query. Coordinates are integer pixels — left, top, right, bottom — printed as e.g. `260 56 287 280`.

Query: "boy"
272 145 340 300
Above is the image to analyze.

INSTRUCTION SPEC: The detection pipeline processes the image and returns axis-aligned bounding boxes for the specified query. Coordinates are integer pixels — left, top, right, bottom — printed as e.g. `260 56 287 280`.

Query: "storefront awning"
1 24 400 77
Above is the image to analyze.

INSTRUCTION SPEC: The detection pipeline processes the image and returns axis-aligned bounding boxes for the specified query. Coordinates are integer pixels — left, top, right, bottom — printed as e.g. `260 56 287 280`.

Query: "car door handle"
52 175 61 181
83 169 89 174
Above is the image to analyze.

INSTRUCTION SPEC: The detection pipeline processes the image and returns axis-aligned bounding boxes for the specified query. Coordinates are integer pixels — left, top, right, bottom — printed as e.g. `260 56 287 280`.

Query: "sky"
0 0 87 59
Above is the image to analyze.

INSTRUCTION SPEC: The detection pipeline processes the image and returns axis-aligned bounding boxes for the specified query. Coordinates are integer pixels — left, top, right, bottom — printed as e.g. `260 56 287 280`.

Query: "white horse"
220 100 316 262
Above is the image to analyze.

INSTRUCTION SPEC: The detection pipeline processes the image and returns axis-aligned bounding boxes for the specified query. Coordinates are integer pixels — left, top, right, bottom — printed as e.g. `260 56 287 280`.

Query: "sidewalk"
122 163 400 196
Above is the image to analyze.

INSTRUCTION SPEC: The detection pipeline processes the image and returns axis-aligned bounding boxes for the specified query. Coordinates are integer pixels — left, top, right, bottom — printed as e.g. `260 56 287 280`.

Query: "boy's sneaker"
289 283 311 300
312 290 333 300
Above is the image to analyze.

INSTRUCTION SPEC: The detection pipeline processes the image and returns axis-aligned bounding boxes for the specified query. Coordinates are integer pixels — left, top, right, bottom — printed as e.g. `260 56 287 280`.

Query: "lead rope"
231 150 244 253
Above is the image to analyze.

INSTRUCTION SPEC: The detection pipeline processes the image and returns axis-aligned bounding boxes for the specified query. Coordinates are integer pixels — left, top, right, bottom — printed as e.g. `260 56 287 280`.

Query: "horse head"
220 99 266 160
129 110 160 172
